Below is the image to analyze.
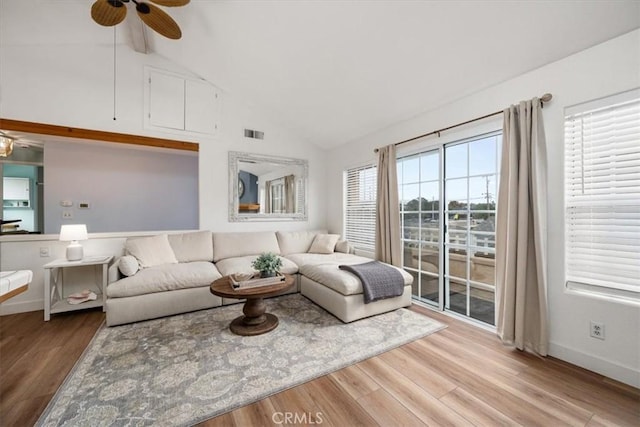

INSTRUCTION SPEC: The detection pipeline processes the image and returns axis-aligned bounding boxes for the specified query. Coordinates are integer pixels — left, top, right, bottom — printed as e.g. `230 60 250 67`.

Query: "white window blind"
564 89 640 302
345 164 377 252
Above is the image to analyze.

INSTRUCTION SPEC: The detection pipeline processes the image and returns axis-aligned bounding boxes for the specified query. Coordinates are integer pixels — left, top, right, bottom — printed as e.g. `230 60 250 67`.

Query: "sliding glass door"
399 131 501 326
399 150 441 305
444 133 501 324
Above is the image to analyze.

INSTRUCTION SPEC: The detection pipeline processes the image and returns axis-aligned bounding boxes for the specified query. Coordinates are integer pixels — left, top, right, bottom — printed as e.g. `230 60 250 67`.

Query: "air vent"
244 129 265 140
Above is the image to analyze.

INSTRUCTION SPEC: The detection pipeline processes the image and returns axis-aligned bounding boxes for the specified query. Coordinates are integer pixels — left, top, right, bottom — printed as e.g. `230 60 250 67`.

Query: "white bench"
0 270 32 303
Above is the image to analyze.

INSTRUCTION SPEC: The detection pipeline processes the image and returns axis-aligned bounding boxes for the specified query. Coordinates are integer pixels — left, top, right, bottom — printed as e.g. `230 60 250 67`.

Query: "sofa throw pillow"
276 230 328 255
308 234 340 254
118 255 140 277
335 239 353 254
125 234 178 268
168 230 214 262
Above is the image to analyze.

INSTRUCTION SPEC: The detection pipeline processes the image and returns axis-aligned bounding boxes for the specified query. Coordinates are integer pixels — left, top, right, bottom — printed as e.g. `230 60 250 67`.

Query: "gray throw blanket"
339 261 405 304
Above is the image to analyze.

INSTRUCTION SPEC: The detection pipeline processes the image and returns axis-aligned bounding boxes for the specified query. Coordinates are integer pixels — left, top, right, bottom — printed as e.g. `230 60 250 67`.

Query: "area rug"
37 294 445 427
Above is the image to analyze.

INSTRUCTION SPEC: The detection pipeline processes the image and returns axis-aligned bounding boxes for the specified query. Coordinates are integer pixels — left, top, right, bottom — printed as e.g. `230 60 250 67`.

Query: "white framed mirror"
229 151 308 222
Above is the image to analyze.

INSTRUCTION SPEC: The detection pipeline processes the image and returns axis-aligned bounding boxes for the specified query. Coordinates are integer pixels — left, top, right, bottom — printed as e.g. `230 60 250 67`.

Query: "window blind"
564 89 640 301
345 164 377 252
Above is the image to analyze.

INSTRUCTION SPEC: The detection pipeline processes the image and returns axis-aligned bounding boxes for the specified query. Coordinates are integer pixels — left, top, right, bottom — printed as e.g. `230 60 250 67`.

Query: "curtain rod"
374 93 553 153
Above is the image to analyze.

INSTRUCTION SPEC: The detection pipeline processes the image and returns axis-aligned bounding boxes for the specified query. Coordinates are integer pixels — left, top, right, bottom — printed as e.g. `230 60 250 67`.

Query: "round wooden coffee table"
210 274 295 336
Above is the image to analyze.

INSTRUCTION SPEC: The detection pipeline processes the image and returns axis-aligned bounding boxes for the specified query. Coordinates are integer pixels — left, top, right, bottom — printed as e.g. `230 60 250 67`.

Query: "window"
269 178 285 213
344 164 377 252
564 89 640 303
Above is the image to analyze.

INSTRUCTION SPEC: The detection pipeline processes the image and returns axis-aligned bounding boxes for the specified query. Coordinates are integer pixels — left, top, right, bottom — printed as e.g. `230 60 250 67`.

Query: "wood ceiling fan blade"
91 0 127 27
137 2 182 39
148 0 190 7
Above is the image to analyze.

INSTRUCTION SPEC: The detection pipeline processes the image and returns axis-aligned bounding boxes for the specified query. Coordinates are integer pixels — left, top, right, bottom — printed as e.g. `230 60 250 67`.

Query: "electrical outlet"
590 321 605 340
62 211 73 219
39 247 50 257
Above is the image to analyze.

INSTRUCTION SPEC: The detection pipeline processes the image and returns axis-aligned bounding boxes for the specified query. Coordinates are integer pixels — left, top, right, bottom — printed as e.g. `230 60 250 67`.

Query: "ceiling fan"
91 0 190 40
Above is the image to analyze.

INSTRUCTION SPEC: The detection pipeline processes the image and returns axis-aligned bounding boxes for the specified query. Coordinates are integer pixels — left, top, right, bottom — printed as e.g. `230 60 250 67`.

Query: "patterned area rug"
37 294 445 426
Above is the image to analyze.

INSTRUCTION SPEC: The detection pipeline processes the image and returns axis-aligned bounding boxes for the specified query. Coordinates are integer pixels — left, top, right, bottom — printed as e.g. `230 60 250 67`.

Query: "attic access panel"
146 67 221 135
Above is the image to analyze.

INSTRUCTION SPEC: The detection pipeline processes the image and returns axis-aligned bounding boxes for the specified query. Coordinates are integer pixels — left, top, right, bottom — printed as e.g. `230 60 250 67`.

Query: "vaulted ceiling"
2 0 639 149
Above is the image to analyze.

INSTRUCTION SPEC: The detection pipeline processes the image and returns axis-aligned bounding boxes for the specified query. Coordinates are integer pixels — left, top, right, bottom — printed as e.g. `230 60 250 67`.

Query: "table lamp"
59 224 88 261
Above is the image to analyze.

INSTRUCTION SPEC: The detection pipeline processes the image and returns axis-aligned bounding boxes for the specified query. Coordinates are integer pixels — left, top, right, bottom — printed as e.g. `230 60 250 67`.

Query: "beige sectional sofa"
106 231 222 326
106 230 412 326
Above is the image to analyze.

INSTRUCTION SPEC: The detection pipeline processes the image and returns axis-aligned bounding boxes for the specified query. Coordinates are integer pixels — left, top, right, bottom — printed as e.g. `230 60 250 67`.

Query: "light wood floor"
1 305 638 427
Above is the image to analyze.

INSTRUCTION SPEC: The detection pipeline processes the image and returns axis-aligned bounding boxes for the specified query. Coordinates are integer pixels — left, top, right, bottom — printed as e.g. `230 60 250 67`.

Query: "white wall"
0 43 327 314
326 30 640 388
44 140 199 233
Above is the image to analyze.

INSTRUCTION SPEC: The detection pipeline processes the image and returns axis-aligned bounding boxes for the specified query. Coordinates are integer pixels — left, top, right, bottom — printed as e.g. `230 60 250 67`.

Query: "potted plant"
251 252 283 278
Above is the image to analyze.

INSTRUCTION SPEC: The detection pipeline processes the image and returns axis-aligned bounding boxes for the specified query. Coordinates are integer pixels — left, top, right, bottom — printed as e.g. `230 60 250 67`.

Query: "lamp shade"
59 224 88 242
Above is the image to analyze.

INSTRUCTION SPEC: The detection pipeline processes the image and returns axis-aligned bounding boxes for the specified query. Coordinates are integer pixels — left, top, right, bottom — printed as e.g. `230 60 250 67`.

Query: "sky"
398 133 502 211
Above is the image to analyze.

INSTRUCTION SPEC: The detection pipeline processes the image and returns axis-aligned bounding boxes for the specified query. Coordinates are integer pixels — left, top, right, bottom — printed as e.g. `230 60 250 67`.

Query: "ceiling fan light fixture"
0 134 15 157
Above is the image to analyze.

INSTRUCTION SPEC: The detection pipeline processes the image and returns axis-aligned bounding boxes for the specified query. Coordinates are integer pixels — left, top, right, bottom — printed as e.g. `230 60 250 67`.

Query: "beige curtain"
284 174 295 213
375 144 402 267
496 97 549 356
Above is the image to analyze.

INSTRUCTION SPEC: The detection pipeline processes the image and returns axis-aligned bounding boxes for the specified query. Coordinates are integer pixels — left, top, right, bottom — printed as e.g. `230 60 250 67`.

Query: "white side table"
43 255 113 321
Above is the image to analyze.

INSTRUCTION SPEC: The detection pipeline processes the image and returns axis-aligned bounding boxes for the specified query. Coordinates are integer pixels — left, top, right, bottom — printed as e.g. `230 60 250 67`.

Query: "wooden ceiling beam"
0 118 198 152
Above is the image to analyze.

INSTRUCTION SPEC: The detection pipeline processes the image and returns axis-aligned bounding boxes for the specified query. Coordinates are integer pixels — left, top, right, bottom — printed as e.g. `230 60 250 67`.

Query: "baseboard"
0 298 43 316
549 341 639 389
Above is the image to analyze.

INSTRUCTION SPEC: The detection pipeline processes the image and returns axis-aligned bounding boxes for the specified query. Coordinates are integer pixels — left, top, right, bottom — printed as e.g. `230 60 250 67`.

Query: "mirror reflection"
229 152 307 221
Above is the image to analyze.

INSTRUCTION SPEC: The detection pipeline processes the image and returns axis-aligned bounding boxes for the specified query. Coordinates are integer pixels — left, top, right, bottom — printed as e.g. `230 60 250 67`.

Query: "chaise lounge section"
300 264 412 323
276 231 413 322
